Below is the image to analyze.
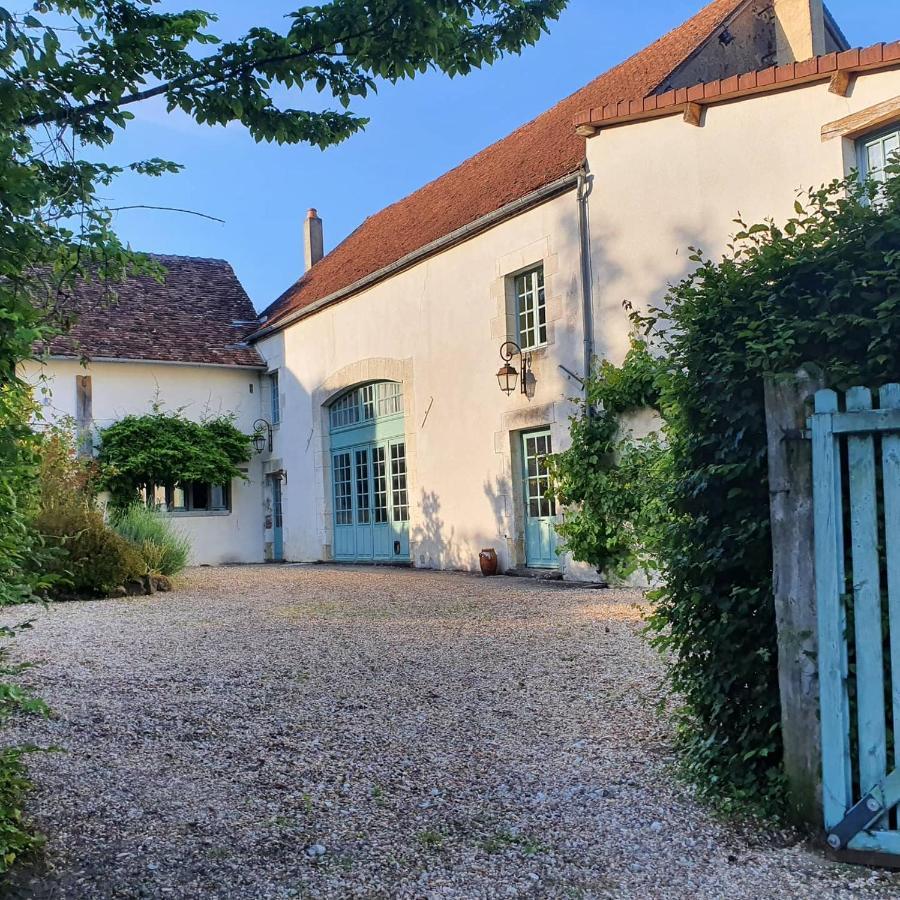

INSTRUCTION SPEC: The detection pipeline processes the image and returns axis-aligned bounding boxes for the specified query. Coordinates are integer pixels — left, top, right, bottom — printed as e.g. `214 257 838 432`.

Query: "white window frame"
859 125 900 188
514 265 547 351
269 371 281 426
149 481 231 516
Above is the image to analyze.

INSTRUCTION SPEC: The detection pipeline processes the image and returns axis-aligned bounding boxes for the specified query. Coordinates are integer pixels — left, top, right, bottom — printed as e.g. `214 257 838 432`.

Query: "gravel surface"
2 564 899 899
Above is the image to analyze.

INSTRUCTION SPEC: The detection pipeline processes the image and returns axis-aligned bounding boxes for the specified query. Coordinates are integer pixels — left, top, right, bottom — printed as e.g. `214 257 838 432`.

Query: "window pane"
191 482 209 511
373 446 389 523
515 266 546 350
333 453 353 525
360 384 376 421
210 483 228 511
270 371 280 425
376 382 403 417
330 391 359 430
390 442 409 522
355 449 371 524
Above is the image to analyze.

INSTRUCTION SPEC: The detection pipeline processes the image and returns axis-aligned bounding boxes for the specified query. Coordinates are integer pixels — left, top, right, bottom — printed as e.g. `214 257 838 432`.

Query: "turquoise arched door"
329 382 409 563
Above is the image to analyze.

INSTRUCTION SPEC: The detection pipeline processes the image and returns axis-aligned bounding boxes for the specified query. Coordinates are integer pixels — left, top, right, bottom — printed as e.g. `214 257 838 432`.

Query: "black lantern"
252 418 273 454
497 341 530 396
496 360 518 395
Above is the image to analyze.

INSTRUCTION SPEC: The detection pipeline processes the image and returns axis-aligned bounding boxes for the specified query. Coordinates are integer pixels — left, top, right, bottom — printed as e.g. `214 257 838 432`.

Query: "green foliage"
97 411 251 507
34 433 144 596
548 337 667 579
0 0 567 874
644 165 900 814
11 1 566 148
110 504 191 577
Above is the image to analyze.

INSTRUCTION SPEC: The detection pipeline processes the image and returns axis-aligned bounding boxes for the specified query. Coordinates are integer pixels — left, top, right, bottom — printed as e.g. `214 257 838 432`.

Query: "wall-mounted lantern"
496 341 531 396
252 418 273 454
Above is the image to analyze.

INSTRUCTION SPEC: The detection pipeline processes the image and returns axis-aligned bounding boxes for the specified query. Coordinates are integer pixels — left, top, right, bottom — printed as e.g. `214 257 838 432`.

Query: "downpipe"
577 164 595 414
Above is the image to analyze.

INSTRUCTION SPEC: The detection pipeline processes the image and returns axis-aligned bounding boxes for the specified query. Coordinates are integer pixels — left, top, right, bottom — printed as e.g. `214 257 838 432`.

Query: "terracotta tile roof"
575 40 900 130
259 0 747 331
41 255 265 368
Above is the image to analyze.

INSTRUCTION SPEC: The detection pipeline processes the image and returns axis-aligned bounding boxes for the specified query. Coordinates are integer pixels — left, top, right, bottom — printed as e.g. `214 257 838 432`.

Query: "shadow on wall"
483 474 513 567
412 489 462 570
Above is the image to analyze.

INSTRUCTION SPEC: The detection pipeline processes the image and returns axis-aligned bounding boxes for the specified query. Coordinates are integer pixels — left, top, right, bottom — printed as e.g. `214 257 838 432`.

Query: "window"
150 482 231 514
269 371 281 426
390 442 409 522
514 266 547 350
524 432 556 518
355 449 371 524
860 126 900 189
329 382 404 431
373 446 389 524
333 452 353 525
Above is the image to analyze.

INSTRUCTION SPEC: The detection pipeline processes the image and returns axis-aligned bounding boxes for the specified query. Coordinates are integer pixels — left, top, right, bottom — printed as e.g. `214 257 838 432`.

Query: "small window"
269 371 281 426
514 266 547 351
328 382 403 431
152 482 230 514
860 126 900 189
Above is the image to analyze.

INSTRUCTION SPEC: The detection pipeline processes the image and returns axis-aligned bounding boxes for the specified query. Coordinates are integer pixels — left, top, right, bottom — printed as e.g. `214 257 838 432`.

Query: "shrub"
110 504 191 577
97 411 251 508
36 506 145 597
548 336 668 581
33 431 144 597
643 165 900 814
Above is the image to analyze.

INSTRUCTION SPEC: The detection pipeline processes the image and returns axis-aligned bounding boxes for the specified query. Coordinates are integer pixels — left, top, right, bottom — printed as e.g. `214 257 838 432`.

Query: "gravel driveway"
2 565 898 899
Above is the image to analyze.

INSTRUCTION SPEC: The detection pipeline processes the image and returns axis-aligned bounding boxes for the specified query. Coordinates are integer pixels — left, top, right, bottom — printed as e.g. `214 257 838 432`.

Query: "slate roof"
259 0 747 331
42 255 265 368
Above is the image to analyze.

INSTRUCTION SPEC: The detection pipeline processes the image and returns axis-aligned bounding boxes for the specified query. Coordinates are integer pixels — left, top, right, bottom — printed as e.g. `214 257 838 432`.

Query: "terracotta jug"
479 548 499 577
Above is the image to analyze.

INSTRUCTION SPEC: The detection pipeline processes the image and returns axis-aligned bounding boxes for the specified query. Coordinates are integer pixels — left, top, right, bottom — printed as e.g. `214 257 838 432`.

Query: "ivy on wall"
97 411 252 507
548 336 667 581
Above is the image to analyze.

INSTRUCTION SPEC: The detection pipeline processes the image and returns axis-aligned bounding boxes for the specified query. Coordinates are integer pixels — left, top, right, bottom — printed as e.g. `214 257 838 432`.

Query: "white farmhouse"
26 0 900 577
23 256 267 566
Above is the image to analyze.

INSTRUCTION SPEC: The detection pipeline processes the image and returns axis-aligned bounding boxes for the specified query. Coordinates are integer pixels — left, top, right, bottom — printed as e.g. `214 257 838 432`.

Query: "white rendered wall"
22 357 265 566
257 189 596 578
585 67 900 364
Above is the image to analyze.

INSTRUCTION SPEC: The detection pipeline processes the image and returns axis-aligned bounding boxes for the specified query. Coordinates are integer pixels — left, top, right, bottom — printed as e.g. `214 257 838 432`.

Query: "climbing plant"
97 411 252 507
548 335 667 580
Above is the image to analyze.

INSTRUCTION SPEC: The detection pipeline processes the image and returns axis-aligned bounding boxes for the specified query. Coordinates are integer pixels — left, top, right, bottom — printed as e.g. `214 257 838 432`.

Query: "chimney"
773 0 826 63
304 208 324 271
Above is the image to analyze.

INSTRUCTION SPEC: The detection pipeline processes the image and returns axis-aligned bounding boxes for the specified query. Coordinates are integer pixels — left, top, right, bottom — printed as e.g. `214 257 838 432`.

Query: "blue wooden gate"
812 385 900 858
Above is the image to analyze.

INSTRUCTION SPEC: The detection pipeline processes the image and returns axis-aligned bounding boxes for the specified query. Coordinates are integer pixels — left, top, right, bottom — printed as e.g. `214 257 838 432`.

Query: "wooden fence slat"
846 386 888 806
813 388 853 825
881 384 900 780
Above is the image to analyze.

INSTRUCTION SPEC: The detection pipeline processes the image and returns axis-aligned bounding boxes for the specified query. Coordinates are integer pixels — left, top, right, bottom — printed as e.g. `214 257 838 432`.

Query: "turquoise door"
522 430 558 568
271 476 284 561
330 383 409 563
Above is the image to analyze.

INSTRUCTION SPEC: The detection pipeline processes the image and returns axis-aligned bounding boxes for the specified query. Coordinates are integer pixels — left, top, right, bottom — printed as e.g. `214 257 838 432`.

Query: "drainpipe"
577 164 595 411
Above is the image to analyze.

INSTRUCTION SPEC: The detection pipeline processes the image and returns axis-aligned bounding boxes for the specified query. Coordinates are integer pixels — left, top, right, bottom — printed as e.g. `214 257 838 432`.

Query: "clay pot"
479 548 499 577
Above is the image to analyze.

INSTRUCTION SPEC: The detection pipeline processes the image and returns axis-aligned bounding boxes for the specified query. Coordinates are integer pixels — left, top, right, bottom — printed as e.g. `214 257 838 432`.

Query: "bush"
642 165 900 815
36 506 145 597
110 504 191 577
33 431 144 597
548 337 668 581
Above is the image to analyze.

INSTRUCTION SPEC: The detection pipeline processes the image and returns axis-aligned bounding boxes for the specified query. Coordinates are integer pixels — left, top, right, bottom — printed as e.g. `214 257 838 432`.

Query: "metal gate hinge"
827 793 885 850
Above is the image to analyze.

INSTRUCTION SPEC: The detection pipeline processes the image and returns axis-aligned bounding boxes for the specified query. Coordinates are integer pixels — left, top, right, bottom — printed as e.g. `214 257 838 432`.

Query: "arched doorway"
328 381 410 562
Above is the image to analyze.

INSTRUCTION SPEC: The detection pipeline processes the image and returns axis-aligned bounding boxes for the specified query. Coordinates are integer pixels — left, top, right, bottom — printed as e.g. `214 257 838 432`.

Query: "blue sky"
100 0 897 311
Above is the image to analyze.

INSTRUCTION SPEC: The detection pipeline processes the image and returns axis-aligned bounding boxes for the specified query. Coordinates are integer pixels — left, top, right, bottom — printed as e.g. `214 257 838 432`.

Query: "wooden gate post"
764 364 827 826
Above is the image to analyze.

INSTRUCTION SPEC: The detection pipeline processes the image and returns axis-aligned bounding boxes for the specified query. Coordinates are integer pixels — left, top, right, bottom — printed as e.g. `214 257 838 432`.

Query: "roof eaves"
574 41 900 133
